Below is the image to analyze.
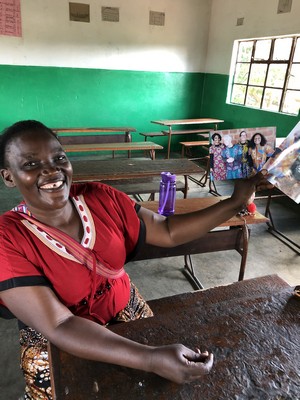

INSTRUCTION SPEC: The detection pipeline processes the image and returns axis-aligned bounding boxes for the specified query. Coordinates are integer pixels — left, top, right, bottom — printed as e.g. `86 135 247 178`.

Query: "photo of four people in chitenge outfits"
209 128 276 182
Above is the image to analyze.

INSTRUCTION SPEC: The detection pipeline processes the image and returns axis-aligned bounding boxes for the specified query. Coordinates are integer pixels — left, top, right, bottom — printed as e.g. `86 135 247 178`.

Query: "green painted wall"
1 66 299 156
201 73 300 137
0 65 204 151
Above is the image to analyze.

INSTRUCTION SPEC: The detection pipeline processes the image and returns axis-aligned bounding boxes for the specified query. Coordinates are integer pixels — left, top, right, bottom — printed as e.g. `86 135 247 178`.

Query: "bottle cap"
161 171 176 183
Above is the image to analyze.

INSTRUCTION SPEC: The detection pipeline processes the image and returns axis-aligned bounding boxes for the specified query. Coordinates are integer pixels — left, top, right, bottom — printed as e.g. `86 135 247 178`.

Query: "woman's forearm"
49 315 153 372
164 197 243 246
47 314 214 384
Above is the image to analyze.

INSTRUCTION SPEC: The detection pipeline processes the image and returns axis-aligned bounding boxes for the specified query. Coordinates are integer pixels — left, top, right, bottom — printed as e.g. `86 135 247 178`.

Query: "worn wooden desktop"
135 197 269 288
71 158 203 198
49 275 299 400
63 141 163 160
151 118 224 159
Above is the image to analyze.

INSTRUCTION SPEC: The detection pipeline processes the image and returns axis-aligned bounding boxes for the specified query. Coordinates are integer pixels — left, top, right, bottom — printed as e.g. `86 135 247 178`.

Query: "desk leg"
183 175 188 198
133 194 145 202
236 224 249 281
188 155 221 196
265 194 300 255
188 175 220 196
166 127 172 159
126 132 132 158
183 226 250 288
48 342 58 400
209 180 221 196
182 255 204 290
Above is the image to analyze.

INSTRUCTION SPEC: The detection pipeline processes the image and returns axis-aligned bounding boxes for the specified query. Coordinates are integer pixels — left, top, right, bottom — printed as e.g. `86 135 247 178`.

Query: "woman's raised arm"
138 171 272 248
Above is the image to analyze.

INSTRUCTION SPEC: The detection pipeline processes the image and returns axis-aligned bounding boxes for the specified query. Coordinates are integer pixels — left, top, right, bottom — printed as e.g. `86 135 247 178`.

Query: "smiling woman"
0 122 74 225
0 120 271 399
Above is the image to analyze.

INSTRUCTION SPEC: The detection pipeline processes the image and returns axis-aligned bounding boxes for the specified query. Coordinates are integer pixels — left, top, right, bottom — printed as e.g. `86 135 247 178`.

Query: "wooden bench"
102 177 186 201
53 127 136 157
180 140 210 157
62 141 163 160
140 130 210 143
53 127 135 140
162 129 210 136
139 132 165 141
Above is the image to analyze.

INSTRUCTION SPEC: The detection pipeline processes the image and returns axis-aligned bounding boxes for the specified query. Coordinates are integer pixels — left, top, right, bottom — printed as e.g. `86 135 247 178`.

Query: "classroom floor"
0 153 299 399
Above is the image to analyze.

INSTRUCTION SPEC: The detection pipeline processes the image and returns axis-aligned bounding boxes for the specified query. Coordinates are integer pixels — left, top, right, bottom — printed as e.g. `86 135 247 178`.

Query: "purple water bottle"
158 172 176 216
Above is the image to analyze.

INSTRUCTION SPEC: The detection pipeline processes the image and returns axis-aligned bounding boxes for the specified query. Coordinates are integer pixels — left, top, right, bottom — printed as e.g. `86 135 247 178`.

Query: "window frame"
228 34 300 115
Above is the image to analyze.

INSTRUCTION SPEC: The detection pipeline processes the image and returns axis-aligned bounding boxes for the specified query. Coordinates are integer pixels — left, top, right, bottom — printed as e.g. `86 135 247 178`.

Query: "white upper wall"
0 0 211 72
206 0 300 75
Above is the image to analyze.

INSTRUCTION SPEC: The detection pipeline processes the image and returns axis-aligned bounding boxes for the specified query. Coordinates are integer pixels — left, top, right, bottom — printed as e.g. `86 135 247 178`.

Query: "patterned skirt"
19 282 153 400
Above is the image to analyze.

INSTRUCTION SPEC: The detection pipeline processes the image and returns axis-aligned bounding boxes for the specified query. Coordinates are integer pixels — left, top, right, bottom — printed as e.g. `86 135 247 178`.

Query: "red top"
0 182 144 325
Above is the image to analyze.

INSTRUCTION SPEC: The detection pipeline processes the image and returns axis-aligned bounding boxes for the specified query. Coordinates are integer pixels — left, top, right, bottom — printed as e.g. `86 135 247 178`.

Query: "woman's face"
254 134 261 145
240 132 247 144
223 135 232 147
1 130 73 214
213 135 221 145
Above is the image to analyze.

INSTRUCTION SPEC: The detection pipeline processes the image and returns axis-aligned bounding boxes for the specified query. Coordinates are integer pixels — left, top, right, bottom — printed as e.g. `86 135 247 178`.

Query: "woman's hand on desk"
149 344 213 384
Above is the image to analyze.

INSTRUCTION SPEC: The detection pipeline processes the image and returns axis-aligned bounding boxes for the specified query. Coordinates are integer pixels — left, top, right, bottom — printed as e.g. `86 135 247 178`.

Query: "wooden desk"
135 197 268 288
63 141 163 160
49 275 299 400
53 126 136 138
71 158 203 198
53 126 137 158
151 118 224 159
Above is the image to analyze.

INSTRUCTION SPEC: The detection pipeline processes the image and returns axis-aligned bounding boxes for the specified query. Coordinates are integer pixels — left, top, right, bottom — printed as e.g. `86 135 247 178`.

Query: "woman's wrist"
223 197 246 213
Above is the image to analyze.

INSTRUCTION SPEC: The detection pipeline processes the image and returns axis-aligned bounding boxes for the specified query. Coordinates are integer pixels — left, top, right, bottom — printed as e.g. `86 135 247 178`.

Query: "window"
228 35 300 115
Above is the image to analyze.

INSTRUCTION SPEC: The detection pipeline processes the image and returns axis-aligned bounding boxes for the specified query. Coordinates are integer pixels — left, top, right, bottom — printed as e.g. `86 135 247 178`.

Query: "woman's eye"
24 161 38 167
56 155 67 162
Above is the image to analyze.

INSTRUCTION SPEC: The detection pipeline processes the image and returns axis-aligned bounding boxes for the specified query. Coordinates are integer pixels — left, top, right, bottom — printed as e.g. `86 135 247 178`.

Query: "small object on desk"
239 202 256 216
240 192 256 215
246 202 257 214
158 172 176 216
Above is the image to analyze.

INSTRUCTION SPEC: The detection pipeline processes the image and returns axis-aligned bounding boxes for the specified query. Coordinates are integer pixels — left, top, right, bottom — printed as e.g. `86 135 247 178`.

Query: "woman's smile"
3 129 73 215
38 178 66 191
39 180 64 190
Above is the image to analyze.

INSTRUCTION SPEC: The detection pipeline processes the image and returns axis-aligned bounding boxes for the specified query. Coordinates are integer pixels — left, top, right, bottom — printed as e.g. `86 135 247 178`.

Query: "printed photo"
263 122 300 204
209 127 276 181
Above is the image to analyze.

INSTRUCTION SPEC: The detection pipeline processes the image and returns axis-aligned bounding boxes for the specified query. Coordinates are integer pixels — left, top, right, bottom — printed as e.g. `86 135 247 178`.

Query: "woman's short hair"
0 120 58 168
211 133 222 141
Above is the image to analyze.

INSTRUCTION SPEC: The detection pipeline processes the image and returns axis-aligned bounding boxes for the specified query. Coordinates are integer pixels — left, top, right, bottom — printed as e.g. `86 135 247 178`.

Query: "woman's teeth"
40 181 63 190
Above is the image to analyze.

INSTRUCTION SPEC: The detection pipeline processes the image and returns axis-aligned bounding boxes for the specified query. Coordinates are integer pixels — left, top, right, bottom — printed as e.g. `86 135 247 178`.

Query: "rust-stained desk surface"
49 275 300 399
71 158 202 182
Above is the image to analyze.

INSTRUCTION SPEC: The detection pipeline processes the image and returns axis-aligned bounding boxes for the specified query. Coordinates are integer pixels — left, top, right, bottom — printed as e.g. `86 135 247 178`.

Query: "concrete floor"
0 155 299 399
